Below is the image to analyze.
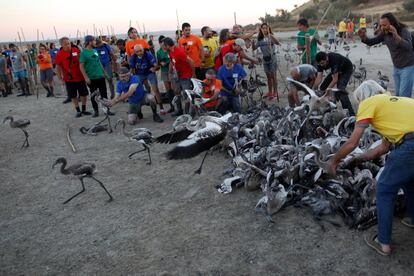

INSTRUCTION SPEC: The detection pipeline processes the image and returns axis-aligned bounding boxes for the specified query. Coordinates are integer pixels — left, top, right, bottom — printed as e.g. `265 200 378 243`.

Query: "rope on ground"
66 125 76 153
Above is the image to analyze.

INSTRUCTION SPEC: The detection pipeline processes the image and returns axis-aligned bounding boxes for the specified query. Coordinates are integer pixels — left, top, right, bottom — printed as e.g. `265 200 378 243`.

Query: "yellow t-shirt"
201 37 218 68
356 94 414 144
359 17 366 28
338 21 346 33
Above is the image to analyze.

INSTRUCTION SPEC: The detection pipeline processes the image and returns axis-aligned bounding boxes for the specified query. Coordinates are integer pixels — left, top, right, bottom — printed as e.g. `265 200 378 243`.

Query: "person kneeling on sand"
288 64 317 107
202 69 221 111
110 67 163 125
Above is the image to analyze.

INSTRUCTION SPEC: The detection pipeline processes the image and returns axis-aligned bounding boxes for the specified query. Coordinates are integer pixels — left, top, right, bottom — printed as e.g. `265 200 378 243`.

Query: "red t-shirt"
214 43 239 71
55 47 84 82
169 46 193 79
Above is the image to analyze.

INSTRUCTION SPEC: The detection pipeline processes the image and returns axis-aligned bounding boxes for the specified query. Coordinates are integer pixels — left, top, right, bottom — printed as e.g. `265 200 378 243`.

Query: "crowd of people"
0 11 413 257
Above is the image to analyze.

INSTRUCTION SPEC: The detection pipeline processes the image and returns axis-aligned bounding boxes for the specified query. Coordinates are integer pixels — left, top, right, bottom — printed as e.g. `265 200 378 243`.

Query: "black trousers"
320 71 355 116
88 78 107 111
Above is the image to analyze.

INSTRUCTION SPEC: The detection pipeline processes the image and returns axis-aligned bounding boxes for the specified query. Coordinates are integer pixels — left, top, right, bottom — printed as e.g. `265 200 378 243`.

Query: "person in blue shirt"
110 67 163 125
49 43 59 68
217 52 247 113
129 44 165 115
95 39 116 99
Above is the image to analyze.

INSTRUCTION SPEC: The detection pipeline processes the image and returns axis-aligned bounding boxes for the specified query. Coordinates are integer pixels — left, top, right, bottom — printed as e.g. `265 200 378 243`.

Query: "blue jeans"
137 72 158 86
218 92 241 113
377 137 414 245
393 64 414 97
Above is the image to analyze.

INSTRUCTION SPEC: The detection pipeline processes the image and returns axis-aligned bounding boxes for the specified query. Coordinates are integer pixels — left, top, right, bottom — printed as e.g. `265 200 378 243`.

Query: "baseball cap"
118 67 130 75
234 38 245 47
84 35 95 47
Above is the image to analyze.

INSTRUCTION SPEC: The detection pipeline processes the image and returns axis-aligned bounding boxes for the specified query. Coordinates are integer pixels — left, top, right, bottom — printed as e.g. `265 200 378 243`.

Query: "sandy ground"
1 41 413 275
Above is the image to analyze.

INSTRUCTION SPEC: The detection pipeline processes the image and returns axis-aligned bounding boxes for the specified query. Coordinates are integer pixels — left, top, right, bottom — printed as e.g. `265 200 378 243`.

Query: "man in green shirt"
80 35 112 117
297 18 321 65
156 35 174 113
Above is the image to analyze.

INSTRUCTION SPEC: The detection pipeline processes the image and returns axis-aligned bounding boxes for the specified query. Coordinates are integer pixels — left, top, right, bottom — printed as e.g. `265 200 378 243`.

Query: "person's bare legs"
265 72 273 97
151 84 164 110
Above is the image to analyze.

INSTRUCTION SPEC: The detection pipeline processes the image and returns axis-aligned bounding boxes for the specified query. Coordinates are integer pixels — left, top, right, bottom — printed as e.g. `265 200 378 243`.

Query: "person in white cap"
214 38 258 71
328 80 414 256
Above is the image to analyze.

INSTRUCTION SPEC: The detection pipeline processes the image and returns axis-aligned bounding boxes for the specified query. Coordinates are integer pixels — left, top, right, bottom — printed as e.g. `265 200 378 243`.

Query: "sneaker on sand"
159 109 167 116
153 114 164 123
81 111 92 116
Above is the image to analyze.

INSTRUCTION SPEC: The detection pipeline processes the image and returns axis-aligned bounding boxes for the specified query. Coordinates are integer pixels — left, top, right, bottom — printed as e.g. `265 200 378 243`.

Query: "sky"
0 0 307 42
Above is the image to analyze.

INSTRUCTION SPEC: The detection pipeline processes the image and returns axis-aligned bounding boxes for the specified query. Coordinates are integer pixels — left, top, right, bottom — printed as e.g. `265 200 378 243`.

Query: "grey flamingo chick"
3 116 30 148
52 157 113 204
91 91 114 133
114 119 153 164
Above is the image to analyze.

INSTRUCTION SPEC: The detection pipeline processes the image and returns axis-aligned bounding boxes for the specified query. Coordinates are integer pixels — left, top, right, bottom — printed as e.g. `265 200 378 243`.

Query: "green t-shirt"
28 49 37 67
79 48 104 80
156 48 170 73
297 28 318 64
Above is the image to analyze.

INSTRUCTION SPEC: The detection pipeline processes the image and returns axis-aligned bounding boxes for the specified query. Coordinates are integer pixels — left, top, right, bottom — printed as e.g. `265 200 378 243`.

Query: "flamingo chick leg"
63 177 86 204
20 129 29 148
89 175 113 202
194 150 209 174
129 144 151 165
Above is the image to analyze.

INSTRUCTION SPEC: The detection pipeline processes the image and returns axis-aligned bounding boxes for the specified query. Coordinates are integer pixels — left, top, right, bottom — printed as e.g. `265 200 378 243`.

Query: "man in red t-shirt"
178 22 205 80
163 37 194 116
55 37 92 117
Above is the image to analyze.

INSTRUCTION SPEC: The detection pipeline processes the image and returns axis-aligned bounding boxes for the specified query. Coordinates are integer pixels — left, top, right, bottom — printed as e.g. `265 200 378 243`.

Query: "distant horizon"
0 0 307 43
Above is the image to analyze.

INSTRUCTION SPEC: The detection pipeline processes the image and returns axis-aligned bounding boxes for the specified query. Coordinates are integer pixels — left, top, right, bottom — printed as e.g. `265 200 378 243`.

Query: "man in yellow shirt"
338 18 347 46
359 15 367 30
329 80 414 256
200 26 218 79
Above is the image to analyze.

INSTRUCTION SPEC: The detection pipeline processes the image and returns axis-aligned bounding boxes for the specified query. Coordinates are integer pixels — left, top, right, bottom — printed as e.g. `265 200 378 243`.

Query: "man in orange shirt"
125 27 150 59
202 69 221 111
37 43 54 97
178 22 205 80
346 19 355 43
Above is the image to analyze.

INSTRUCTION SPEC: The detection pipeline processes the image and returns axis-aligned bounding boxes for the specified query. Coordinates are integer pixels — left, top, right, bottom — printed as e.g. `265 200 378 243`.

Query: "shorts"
263 58 277 74
160 71 169 82
40 68 54 82
137 72 157 86
339 32 344 38
66 81 89 99
0 74 7 84
173 77 191 95
103 63 113 79
128 94 154 114
328 39 335 44
13 70 28 79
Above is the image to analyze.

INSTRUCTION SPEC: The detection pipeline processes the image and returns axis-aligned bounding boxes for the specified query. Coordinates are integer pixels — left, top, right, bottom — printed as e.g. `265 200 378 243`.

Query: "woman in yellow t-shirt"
329 80 414 256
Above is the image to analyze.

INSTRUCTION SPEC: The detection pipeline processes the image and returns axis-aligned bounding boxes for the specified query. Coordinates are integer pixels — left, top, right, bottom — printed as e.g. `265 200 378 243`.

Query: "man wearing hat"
216 52 247 113
79 35 112 117
214 38 258 71
110 67 163 124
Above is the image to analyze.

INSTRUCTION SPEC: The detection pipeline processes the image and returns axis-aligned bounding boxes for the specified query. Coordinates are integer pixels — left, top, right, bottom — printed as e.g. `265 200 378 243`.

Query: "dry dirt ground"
1 42 413 275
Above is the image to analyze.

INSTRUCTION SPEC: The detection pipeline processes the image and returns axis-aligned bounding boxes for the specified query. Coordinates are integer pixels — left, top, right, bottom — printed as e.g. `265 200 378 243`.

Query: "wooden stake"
41 32 45 42
20 27 26 42
234 12 237 25
107 25 110 37
53 26 59 41
37 29 39 42
66 125 76 153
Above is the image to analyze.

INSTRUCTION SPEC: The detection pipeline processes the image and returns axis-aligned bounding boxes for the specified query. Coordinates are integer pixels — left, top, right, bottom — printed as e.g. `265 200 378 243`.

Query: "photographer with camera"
358 13 414 98
216 53 247 114
55 37 92 118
